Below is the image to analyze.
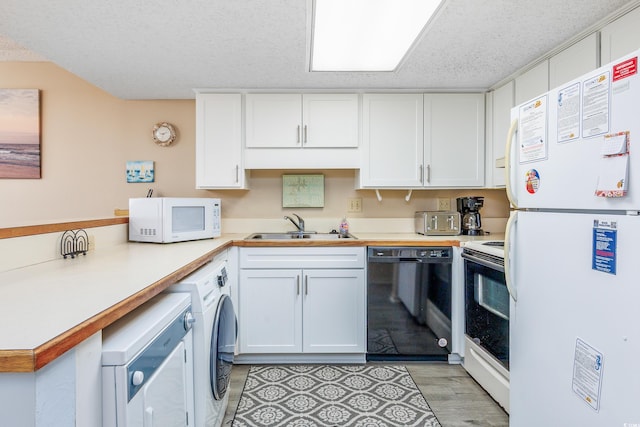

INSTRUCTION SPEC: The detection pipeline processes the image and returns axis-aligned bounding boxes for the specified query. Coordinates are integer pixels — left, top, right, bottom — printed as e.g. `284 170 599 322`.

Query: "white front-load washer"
165 259 236 427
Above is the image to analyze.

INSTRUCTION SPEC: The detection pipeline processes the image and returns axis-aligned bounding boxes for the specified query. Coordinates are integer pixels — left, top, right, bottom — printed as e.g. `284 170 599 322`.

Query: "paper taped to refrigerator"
572 338 604 412
595 154 628 197
600 133 628 156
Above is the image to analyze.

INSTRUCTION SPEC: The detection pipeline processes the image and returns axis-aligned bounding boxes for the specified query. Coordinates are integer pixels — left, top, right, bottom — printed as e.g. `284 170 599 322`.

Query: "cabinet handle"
297 275 300 295
235 165 239 183
304 275 308 295
297 125 301 144
304 125 308 144
419 165 424 184
426 164 431 183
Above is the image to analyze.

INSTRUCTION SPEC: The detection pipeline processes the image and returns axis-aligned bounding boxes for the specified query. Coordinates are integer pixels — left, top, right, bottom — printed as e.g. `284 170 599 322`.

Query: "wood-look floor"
221 363 509 427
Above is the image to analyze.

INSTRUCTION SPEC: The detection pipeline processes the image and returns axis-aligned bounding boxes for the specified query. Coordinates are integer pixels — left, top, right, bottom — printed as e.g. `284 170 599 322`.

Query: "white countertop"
0 231 502 371
0 236 236 369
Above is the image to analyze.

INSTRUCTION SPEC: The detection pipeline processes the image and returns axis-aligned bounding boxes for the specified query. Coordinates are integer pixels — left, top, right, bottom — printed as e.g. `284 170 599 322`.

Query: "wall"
0 62 509 230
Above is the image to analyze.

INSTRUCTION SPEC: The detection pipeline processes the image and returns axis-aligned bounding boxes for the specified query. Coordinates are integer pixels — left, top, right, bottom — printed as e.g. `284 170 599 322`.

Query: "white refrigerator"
506 49 640 426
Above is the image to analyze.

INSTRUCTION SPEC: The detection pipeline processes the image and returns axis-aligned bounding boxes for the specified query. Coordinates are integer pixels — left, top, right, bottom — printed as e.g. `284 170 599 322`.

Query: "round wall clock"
152 122 177 146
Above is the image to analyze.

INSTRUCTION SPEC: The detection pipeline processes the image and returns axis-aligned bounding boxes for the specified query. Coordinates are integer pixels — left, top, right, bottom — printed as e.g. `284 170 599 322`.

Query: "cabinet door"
601 6 640 64
238 269 302 353
488 82 514 187
360 94 424 187
245 94 302 148
424 93 485 187
515 60 548 105
549 33 598 89
302 269 365 353
302 94 359 148
195 94 246 188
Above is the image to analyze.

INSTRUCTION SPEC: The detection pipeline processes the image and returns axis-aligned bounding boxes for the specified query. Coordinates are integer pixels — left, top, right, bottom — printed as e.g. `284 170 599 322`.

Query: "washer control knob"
131 370 144 386
183 311 195 331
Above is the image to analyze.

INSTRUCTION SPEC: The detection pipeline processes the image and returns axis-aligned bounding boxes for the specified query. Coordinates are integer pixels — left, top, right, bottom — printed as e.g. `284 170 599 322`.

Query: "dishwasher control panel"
368 247 452 262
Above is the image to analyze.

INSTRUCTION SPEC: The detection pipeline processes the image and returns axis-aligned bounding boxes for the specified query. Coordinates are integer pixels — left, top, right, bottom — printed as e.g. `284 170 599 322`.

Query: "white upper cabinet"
245 93 358 148
360 93 484 188
424 93 485 187
244 93 360 168
601 6 640 64
195 93 248 189
360 94 424 188
302 94 359 148
549 33 599 89
245 94 302 148
487 81 514 188
515 60 549 105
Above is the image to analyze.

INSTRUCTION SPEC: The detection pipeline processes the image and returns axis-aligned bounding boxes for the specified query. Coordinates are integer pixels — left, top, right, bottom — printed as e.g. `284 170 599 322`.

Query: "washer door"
210 294 236 400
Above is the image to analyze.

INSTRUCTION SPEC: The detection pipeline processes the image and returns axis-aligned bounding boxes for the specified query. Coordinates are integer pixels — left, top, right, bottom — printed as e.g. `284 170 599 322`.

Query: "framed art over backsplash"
0 89 40 179
282 174 324 208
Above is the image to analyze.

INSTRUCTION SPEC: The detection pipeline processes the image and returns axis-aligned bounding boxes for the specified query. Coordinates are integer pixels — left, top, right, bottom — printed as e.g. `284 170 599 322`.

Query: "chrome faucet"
284 213 305 232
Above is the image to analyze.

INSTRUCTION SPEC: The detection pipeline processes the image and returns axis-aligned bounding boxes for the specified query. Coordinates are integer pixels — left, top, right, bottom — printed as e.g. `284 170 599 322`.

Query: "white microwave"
129 197 221 243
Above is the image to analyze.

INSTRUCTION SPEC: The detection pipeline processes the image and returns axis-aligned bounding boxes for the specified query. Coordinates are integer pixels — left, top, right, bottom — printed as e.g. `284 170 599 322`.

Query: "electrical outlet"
348 198 362 213
437 198 451 211
88 234 95 251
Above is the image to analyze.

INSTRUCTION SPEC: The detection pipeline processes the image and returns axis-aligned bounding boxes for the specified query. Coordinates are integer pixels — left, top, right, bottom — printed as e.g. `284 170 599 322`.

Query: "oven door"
463 253 509 370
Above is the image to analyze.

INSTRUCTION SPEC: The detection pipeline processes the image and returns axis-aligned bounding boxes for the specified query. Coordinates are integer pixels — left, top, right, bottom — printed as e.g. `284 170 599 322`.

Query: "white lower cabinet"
238 247 366 357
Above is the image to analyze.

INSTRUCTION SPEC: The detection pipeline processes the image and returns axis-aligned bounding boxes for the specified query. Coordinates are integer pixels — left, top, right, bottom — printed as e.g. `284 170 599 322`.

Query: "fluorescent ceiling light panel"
311 0 441 72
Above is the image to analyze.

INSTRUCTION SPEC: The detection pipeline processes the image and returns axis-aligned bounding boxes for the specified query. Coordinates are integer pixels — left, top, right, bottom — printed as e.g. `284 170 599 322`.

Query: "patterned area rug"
232 365 442 426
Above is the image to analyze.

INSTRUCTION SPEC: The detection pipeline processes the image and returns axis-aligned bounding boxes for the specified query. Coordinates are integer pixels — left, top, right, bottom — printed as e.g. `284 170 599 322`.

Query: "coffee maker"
456 196 484 235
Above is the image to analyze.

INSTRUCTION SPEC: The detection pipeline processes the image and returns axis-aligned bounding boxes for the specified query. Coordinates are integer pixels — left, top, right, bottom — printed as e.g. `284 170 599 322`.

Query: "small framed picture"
126 160 155 183
282 174 324 208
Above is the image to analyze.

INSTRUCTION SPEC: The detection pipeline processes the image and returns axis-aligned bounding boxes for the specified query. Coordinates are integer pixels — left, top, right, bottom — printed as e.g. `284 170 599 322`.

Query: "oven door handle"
461 252 504 272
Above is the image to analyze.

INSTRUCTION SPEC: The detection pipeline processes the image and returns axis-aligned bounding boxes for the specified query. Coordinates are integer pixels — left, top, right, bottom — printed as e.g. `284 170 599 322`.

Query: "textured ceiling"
0 0 637 99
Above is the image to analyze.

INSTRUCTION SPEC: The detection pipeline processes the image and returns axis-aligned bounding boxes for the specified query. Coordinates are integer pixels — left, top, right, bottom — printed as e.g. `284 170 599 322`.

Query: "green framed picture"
282 174 324 208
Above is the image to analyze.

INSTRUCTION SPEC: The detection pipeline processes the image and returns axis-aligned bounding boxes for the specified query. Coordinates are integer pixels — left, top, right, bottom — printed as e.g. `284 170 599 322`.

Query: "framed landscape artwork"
0 89 41 179
126 160 155 183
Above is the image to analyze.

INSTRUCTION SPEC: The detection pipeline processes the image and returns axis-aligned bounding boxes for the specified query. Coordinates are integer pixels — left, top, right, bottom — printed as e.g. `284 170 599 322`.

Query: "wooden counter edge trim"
234 239 461 247
0 217 129 240
0 242 232 373
0 350 35 373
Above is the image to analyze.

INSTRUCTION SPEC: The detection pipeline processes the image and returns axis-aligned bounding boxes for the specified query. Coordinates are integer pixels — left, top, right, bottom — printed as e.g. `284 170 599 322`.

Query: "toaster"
415 211 461 236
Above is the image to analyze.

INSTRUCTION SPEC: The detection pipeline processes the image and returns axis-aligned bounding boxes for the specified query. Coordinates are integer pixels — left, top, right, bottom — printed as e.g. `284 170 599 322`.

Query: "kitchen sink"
245 232 357 240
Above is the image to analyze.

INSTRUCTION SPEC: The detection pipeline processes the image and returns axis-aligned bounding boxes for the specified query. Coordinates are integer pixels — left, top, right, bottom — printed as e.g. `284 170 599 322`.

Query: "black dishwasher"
367 247 452 361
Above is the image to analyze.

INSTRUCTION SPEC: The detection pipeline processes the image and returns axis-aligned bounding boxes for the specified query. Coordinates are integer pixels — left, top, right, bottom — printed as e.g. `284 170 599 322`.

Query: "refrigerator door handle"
505 118 518 209
504 210 517 301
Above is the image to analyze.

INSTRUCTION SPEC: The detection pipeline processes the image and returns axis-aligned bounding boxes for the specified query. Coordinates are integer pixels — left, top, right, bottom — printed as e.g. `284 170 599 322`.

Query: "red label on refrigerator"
612 57 637 81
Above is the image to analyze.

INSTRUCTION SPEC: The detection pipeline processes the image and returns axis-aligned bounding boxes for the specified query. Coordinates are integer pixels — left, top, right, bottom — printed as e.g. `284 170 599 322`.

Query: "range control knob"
131 370 144 386
437 338 448 348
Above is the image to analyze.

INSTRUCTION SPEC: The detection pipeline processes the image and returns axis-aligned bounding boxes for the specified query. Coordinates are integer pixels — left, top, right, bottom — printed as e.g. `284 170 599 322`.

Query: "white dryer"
165 259 236 427
102 293 195 427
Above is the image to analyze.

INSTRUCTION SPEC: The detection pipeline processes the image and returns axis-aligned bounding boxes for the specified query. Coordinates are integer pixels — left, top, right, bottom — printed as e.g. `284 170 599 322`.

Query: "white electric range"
461 240 509 413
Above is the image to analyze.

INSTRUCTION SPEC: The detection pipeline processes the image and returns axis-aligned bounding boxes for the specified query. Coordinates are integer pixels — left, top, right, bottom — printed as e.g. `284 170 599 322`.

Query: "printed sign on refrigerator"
582 71 610 138
592 220 617 274
557 82 581 143
572 338 604 412
518 95 548 163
